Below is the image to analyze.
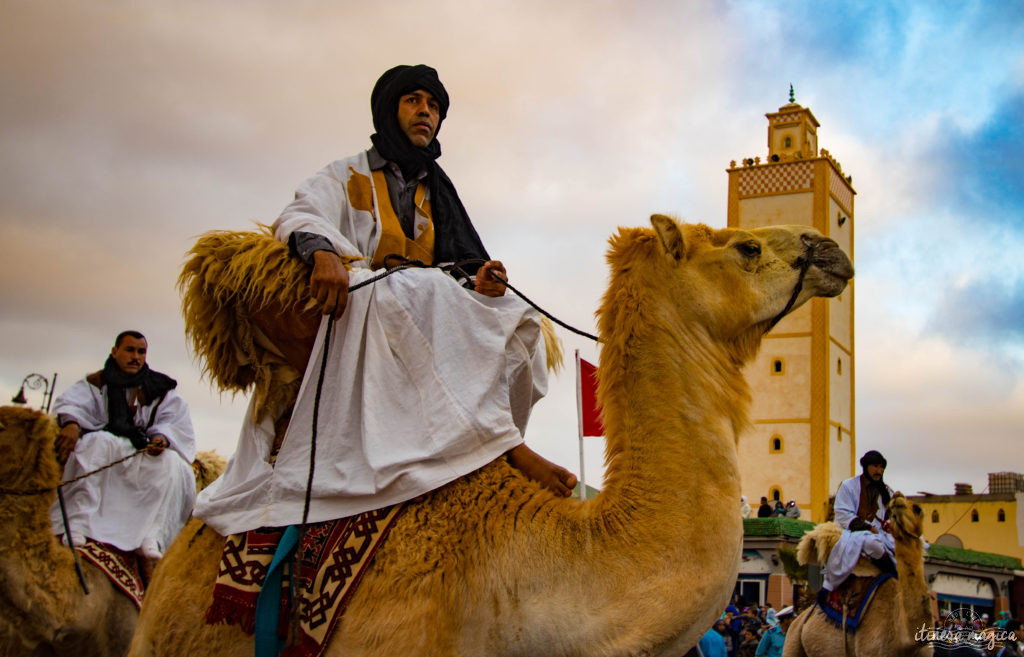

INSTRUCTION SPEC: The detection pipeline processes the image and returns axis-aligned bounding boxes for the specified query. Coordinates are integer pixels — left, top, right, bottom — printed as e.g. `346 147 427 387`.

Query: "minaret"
727 88 856 522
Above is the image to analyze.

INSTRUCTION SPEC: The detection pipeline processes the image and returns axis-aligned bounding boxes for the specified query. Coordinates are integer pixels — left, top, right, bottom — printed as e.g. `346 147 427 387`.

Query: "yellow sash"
369 169 435 270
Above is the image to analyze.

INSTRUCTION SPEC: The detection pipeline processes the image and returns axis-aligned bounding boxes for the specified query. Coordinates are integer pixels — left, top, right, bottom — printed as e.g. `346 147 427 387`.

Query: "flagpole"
575 349 587 501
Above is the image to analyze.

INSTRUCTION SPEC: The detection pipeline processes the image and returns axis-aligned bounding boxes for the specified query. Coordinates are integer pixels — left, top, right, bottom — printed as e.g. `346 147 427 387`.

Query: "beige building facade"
729 97 856 522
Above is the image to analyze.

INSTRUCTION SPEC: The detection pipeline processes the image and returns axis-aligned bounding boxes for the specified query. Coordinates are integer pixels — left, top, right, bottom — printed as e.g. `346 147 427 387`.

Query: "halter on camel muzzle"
764 236 820 333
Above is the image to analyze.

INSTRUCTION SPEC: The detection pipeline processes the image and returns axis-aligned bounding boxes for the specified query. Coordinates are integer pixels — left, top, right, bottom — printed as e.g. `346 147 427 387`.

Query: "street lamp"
10 372 58 414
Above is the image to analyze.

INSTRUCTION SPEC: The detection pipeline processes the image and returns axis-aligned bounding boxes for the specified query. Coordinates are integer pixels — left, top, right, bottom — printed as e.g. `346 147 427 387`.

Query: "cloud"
928 275 1024 347
938 90 1024 223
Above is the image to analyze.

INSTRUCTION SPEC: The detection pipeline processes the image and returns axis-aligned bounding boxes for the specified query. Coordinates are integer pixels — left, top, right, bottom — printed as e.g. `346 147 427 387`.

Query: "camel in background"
0 405 224 657
131 215 852 656
784 493 934 657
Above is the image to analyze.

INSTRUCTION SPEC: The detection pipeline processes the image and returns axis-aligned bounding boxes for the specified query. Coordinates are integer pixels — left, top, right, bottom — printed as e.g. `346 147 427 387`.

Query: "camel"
0 405 225 657
129 215 852 657
783 493 934 657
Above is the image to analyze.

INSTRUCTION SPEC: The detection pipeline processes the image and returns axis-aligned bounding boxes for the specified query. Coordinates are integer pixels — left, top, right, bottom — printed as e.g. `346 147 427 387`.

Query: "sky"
1 0 1022 502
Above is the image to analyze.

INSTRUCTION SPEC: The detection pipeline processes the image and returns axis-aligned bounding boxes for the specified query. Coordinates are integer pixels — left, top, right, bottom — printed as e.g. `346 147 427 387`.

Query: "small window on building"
837 358 842 375
772 359 784 375
769 487 781 502
971 510 979 523
998 509 1006 522
770 435 783 453
836 425 842 442
837 211 847 227
783 136 792 149
931 510 939 523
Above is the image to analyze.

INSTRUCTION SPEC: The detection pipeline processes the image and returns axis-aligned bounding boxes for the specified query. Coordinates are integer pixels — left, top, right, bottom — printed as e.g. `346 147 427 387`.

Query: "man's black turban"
859 450 887 469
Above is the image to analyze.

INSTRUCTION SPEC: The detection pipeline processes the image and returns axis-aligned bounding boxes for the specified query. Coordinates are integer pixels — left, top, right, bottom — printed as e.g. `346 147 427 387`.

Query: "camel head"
888 492 924 542
656 215 850 334
0 405 60 495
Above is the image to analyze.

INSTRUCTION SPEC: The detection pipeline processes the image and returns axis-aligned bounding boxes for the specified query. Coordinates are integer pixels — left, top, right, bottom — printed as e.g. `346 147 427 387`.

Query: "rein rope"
0 447 146 496
356 255 600 342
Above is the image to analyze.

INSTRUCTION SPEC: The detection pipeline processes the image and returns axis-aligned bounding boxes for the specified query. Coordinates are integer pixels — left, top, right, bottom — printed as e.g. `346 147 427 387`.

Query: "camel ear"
651 214 685 261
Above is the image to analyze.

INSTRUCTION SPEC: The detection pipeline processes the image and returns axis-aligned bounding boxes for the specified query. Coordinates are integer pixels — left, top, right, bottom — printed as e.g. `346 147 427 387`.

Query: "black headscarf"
859 450 891 511
859 450 887 469
369 65 489 269
102 356 177 449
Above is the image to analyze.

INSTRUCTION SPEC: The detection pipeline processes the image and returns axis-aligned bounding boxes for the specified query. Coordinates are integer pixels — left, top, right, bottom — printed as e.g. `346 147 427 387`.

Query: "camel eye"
737 241 761 257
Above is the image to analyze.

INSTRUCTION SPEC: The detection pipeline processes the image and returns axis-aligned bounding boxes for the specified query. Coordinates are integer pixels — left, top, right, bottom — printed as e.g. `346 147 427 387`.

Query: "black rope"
0 448 146 496
764 243 817 333
354 255 600 342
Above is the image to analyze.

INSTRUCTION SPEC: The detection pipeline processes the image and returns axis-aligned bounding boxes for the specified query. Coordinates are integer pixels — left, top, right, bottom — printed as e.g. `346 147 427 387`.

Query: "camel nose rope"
764 240 818 333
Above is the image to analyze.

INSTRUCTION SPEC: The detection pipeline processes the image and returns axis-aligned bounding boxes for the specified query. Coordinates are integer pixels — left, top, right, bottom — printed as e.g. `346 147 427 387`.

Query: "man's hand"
55 423 80 463
311 250 350 319
474 260 507 297
147 435 169 456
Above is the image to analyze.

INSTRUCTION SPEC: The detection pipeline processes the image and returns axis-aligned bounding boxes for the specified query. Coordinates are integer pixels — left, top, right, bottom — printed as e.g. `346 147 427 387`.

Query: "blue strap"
254 525 300 657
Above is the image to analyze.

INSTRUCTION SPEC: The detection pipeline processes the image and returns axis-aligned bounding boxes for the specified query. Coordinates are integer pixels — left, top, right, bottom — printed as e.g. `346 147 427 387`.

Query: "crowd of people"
740 495 802 519
690 597 795 657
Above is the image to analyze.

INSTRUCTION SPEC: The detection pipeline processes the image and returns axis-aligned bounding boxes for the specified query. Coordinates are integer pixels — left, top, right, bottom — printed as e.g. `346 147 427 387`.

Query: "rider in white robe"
823 451 896 591
194 65 558 536
50 336 196 557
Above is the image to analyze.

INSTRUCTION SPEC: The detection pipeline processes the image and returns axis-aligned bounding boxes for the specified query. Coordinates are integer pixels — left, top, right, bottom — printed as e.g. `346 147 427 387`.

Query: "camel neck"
595 319 747 522
893 534 933 638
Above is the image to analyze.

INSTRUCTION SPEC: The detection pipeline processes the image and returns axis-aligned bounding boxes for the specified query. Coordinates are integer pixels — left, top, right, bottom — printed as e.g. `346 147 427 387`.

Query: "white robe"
823 475 895 591
193 152 548 536
49 378 197 554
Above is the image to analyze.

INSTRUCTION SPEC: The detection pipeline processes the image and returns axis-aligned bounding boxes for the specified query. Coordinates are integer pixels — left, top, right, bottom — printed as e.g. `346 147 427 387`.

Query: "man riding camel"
194 65 577 536
823 450 897 591
51 330 196 578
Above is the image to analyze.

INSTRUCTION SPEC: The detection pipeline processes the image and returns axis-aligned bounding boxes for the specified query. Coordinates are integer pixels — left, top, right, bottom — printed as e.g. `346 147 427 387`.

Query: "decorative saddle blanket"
815 572 894 633
206 504 404 657
76 541 145 609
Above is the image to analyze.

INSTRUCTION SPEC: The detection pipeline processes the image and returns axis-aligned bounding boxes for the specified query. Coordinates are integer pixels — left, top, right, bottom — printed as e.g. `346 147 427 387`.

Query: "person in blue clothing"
697 619 729 657
755 606 795 657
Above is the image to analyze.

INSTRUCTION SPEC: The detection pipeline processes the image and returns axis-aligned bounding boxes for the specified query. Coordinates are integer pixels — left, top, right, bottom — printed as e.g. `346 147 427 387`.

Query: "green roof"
743 517 816 538
742 518 1022 570
926 543 1022 570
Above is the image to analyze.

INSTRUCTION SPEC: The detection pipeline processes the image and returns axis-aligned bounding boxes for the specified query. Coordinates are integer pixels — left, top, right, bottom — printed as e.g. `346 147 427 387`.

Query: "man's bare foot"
505 443 578 497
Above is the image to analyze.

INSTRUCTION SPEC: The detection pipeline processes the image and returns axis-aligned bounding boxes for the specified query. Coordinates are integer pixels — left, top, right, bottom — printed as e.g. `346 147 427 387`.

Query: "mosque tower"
727 87 856 522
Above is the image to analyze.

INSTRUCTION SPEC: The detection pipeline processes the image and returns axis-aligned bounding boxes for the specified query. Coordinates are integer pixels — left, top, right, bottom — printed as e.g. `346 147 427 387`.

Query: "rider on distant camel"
194 65 576 536
823 450 897 591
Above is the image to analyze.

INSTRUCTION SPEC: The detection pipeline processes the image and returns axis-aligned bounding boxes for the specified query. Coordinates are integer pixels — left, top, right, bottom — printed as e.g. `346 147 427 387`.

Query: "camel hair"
0 405 225 657
783 493 935 657
129 215 852 657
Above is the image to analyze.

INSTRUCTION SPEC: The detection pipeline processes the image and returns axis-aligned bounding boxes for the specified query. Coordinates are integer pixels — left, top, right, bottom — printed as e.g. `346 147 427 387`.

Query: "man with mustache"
195 65 576 538
822 450 897 591
50 330 197 578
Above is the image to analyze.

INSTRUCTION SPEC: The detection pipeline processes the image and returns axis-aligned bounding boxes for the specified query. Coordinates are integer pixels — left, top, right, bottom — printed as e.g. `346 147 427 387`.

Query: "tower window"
836 425 842 442
931 510 940 523
770 435 783 453
998 509 1006 522
837 358 842 375
971 510 979 523
772 359 784 375
837 212 847 227
783 136 792 148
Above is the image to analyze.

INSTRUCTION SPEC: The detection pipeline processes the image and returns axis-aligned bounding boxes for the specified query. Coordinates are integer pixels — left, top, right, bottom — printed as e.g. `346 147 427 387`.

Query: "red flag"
577 353 604 437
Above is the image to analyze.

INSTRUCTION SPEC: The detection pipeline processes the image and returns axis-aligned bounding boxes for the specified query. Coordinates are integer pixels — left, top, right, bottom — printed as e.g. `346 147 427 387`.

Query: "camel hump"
192 450 227 492
797 521 882 578
797 521 843 566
